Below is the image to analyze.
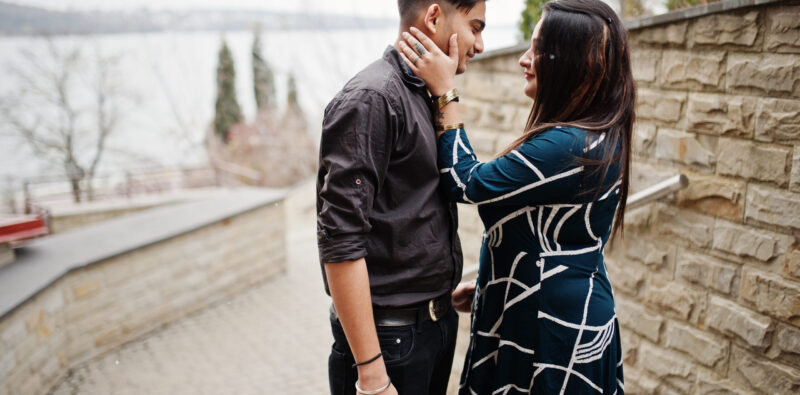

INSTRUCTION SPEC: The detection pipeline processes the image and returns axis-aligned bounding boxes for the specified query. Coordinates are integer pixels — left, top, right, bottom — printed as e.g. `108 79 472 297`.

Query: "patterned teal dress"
438 126 624 395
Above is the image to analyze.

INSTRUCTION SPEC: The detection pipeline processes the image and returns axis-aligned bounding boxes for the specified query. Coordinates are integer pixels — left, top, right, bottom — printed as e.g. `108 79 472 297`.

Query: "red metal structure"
0 216 50 245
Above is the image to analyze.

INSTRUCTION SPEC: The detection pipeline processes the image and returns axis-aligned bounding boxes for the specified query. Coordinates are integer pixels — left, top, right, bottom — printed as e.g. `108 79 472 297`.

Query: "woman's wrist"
436 101 462 124
431 84 455 97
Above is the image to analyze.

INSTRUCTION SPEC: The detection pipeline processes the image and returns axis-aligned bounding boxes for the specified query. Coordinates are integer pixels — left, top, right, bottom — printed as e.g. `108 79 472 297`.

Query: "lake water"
0 26 520 184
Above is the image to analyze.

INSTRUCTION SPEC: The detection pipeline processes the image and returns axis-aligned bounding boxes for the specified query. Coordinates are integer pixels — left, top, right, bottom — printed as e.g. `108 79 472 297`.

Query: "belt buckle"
428 299 440 322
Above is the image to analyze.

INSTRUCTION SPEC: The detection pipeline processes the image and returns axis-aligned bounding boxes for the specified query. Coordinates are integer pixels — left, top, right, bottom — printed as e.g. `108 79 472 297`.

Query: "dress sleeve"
437 127 588 206
316 90 396 263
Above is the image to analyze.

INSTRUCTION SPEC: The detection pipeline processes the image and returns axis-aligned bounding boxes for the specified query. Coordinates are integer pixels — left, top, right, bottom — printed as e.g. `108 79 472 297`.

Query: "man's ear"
423 4 442 34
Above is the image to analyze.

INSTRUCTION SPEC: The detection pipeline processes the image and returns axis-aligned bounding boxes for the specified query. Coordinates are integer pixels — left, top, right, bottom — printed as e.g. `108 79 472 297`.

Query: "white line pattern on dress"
445 128 621 394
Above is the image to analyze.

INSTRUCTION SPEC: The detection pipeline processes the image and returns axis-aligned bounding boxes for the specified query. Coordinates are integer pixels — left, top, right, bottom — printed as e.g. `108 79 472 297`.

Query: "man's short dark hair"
397 0 485 24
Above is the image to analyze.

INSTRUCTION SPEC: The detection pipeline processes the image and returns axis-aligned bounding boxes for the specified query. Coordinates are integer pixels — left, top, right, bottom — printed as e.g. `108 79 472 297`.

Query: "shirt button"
355 179 362 185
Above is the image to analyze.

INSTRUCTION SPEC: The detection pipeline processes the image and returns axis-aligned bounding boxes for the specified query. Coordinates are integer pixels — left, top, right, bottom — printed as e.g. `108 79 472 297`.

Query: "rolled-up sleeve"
317 90 396 264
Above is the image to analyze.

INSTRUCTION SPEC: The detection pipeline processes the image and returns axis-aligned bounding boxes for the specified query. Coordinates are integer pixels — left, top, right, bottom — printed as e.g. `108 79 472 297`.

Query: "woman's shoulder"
519 126 590 154
539 125 589 139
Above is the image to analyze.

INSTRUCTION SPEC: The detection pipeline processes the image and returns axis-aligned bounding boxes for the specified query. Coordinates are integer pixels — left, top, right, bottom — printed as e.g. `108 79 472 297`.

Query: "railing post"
2 177 16 215
125 172 132 199
23 181 31 215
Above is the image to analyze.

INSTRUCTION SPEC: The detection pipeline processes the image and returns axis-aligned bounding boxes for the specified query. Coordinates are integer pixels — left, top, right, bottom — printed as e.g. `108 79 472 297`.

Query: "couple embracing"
316 0 634 394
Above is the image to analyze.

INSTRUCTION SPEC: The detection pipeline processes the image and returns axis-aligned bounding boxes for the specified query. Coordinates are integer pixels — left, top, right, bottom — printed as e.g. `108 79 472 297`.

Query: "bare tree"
2 176 17 214
0 37 132 203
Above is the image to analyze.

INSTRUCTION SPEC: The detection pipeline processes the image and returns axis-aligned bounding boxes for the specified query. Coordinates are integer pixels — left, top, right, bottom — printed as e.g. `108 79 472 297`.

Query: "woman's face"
519 15 545 99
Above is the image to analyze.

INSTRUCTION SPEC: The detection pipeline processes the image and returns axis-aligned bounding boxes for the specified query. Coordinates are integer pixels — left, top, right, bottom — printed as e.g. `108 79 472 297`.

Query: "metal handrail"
460 174 689 280
626 174 689 210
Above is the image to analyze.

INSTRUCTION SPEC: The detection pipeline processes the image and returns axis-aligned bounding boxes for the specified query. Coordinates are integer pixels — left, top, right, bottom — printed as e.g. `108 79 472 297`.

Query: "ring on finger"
413 56 420 65
414 42 427 56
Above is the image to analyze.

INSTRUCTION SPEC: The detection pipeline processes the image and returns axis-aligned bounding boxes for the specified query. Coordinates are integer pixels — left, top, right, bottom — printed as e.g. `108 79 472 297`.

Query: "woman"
398 0 633 393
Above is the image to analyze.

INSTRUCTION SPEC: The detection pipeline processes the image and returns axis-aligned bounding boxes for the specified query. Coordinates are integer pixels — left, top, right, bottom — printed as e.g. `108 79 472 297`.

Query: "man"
316 1 487 394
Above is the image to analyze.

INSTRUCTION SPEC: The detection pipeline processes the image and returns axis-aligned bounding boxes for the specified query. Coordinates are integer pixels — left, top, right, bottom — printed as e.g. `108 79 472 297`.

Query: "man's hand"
452 280 476 313
384 383 399 395
357 373 398 395
358 383 398 395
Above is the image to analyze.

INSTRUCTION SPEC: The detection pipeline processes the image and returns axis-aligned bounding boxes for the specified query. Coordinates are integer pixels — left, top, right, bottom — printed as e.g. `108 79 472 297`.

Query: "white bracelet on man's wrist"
355 378 392 394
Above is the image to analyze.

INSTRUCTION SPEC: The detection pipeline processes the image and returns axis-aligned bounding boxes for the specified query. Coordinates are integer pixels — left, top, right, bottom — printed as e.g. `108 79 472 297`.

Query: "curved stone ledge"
0 188 288 394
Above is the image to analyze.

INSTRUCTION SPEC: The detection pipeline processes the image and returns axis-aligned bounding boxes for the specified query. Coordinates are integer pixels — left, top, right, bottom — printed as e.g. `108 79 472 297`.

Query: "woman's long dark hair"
499 0 636 239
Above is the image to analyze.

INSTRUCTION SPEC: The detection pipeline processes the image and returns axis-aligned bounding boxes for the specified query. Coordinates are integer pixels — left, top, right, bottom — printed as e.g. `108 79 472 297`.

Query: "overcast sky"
9 0 528 26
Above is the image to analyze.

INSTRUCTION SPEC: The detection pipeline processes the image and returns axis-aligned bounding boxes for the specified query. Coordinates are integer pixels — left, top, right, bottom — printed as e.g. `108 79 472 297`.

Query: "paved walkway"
49 182 331 394
48 180 470 394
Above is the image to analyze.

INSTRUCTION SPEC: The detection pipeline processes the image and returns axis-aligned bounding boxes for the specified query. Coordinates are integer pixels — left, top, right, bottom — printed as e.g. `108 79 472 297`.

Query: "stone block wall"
0 201 286 395
451 1 800 393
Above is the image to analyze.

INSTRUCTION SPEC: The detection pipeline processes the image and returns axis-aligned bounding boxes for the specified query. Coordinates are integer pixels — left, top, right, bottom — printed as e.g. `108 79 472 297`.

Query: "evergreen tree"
252 27 276 112
287 73 300 110
213 39 243 142
282 73 307 135
666 0 717 11
520 0 547 42
621 0 646 18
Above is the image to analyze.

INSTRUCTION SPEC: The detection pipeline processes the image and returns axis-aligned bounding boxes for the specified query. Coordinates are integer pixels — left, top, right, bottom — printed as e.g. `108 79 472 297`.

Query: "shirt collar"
383 46 426 90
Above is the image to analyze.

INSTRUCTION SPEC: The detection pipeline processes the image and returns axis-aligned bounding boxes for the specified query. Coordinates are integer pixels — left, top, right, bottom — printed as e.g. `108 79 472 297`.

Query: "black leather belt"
330 293 451 327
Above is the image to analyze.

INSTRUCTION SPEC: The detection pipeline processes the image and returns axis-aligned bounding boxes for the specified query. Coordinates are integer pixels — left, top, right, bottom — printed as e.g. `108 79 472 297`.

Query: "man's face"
440 2 486 74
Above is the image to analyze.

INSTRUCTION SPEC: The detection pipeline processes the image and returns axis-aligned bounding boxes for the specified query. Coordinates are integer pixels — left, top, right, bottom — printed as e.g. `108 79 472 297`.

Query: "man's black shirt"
316 46 463 308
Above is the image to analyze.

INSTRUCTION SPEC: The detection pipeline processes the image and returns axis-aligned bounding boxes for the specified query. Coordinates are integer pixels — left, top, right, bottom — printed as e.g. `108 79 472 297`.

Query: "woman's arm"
438 127 591 206
398 28 602 207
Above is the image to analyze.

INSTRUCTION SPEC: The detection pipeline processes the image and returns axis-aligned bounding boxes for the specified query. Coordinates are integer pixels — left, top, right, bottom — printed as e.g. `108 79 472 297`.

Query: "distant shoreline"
0 25 396 38
0 1 397 37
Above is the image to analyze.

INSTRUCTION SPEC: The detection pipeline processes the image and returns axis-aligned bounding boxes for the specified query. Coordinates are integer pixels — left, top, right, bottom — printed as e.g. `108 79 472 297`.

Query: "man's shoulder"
330 57 404 106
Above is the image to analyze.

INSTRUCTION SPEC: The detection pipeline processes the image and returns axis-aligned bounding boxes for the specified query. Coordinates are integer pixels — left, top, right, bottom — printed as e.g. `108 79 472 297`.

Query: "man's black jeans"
328 307 459 395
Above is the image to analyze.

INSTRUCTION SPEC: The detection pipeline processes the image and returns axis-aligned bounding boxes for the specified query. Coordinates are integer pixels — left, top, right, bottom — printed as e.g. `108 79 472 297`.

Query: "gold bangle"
435 89 459 111
435 122 464 132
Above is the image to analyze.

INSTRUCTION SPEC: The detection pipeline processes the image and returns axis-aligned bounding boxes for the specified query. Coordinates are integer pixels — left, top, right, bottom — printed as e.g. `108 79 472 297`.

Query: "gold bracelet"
434 88 459 111
435 122 464 132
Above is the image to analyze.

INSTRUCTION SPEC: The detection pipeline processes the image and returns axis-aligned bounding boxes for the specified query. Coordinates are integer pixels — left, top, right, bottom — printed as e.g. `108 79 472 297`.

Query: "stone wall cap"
49 188 223 217
0 187 288 319
473 0 787 62
624 0 784 30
